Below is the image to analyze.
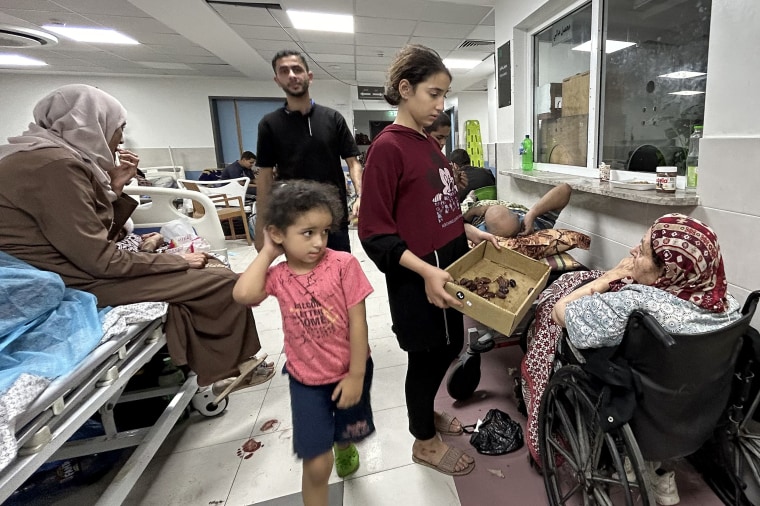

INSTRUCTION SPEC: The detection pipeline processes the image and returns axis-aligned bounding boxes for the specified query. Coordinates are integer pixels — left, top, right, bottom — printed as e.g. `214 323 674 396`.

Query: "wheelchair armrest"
742 290 760 316
628 310 676 347
558 332 587 364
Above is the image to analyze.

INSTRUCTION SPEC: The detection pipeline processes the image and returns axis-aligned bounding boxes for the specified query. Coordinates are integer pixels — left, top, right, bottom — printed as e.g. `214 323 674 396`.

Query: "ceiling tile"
409 36 461 52
355 0 423 20
79 15 178 34
356 69 386 83
147 44 215 57
0 8 92 26
294 30 353 44
466 25 494 41
356 63 389 71
230 24 293 41
54 0 151 17
308 53 354 63
0 0 69 12
355 46 398 57
354 16 417 36
243 39 296 52
210 4 287 28
420 1 492 25
414 21 475 39
281 0 354 12
297 42 354 55
355 33 408 47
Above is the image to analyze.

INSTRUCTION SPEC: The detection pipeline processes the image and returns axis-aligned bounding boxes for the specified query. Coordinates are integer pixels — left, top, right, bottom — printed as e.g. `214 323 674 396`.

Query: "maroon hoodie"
359 124 464 259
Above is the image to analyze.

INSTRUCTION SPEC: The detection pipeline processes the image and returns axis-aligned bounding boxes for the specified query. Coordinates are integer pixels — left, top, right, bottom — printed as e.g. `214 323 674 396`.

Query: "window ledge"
499 169 699 206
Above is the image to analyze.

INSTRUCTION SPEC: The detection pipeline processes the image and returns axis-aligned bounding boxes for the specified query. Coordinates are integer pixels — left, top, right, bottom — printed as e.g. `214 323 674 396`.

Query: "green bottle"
521 135 534 171
686 126 702 192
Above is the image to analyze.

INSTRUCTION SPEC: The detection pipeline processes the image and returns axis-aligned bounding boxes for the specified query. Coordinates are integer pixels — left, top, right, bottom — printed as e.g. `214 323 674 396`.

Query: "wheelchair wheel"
538 366 655 505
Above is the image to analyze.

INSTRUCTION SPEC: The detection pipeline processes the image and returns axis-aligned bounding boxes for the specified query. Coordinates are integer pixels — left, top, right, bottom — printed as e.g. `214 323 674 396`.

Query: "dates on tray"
456 275 517 301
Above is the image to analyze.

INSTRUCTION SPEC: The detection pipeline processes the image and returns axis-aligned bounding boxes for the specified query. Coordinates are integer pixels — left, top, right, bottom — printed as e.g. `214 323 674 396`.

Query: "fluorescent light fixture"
0 54 47 66
286 10 353 33
443 58 481 70
42 25 139 44
669 90 705 96
572 40 636 54
658 71 707 79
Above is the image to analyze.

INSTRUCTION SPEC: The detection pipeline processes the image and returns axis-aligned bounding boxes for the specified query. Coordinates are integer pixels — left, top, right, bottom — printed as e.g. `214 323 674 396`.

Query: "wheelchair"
537 290 760 505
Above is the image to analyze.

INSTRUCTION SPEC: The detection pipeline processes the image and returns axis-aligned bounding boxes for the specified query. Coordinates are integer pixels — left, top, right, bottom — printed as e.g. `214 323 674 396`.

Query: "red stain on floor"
237 438 263 459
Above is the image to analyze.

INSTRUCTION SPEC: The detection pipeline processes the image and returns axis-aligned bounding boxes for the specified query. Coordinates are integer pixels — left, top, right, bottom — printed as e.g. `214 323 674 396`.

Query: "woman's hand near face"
606 257 635 281
109 148 140 195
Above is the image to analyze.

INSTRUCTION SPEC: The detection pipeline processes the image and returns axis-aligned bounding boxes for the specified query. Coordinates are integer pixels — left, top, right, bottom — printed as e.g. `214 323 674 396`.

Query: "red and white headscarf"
650 213 728 312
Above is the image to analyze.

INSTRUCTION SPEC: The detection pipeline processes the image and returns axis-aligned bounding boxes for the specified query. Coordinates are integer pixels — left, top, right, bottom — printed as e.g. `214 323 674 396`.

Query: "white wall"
493 0 760 308
0 74 353 149
453 91 490 152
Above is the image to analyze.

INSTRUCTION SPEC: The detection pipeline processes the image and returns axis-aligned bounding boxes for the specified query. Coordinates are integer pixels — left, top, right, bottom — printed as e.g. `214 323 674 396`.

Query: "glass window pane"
534 3 592 167
601 0 710 173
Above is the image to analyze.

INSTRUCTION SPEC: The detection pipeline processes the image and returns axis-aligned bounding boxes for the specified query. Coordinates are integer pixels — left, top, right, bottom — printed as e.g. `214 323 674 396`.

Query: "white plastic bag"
160 218 211 254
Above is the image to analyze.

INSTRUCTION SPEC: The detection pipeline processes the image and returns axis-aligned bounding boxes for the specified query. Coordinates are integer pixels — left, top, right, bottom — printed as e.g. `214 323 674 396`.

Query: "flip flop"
412 446 475 476
212 354 274 404
434 411 464 436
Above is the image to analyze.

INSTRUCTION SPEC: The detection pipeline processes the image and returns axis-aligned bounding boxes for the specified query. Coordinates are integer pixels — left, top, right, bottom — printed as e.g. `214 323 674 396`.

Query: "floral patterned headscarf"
650 213 728 312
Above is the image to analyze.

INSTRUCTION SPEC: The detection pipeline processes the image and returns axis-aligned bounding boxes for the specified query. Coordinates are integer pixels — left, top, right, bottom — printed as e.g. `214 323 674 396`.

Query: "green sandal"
334 443 359 478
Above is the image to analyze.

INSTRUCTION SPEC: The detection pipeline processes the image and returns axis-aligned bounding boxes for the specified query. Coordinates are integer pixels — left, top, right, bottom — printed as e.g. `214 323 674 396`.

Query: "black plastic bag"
465 408 524 456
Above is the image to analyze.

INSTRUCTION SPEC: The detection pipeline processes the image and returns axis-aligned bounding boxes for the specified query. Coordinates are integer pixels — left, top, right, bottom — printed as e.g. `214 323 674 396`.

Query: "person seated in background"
521 213 741 505
424 111 451 150
449 148 495 202
0 84 273 398
221 150 257 197
463 183 572 237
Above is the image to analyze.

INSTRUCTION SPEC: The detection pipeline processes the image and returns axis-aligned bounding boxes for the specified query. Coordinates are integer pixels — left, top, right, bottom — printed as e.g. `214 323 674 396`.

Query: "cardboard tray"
445 242 551 337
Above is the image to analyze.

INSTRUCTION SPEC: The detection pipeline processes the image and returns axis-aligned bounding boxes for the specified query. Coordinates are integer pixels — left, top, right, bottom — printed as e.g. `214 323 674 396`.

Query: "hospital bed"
0 186 229 504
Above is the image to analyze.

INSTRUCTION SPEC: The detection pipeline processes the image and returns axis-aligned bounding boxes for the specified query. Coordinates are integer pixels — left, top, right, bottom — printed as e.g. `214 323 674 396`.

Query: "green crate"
473 185 497 201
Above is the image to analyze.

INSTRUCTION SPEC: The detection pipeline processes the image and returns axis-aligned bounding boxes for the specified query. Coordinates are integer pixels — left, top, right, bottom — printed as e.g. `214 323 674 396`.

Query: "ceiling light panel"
0 54 47 66
42 25 139 44
286 10 353 33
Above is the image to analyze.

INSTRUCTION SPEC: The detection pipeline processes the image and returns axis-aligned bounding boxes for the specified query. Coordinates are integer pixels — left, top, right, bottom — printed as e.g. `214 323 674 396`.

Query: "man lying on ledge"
463 183 572 238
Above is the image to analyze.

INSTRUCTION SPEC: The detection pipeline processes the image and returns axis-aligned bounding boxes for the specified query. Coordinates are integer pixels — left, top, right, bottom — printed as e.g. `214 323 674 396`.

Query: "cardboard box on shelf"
445 242 550 337
562 71 590 117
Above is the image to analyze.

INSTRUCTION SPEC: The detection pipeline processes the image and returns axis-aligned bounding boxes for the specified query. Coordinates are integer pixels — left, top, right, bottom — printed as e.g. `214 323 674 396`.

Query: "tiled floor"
42 231 725 505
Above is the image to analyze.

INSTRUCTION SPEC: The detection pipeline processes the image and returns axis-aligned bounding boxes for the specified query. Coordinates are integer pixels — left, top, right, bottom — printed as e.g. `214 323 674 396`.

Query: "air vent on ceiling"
0 25 58 48
457 39 494 50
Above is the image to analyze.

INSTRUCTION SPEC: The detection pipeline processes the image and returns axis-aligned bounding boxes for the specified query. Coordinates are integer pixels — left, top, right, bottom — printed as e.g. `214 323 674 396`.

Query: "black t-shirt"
257 103 360 224
458 165 496 202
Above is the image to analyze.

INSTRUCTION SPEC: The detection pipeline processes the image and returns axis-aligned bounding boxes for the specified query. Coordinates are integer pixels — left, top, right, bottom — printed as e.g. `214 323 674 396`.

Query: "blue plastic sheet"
0 251 102 393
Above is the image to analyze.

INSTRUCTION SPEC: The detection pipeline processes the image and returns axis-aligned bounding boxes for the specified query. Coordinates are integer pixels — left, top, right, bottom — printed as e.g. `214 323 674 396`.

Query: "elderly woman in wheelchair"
520 213 758 505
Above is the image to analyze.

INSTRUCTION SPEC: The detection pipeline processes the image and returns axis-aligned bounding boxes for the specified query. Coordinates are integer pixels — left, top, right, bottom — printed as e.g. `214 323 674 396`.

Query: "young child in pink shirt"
233 179 374 506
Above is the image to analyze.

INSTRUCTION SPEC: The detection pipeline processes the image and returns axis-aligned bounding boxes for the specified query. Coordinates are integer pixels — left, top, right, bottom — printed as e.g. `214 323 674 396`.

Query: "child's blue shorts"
287 357 375 460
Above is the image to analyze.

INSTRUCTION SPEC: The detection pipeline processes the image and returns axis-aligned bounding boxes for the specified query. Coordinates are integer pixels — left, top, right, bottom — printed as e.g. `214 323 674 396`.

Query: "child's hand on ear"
260 228 285 259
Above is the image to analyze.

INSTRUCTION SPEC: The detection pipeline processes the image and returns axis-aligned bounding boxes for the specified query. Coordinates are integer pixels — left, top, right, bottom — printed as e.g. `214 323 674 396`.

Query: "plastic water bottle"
521 135 534 171
686 125 702 193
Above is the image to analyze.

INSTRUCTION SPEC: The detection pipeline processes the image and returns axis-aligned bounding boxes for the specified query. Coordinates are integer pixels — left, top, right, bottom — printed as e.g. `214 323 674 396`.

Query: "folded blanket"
469 229 590 260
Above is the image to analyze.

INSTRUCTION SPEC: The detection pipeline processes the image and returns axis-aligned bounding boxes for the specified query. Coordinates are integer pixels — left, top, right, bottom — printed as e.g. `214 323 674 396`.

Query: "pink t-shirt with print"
265 249 373 386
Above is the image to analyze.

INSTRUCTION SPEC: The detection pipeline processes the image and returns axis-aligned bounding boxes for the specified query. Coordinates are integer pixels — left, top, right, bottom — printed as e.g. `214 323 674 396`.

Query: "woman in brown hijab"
0 84 272 392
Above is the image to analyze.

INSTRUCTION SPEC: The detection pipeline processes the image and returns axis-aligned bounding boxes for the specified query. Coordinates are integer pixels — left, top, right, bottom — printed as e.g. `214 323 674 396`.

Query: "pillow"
541 252 584 271
491 229 590 259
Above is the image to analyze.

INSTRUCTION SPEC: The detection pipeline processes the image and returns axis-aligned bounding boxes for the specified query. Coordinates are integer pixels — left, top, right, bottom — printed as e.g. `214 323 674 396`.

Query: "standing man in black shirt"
256 50 362 252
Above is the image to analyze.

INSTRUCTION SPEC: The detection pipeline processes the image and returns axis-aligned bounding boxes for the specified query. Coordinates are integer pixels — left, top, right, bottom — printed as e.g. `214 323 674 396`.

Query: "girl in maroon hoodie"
359 44 498 476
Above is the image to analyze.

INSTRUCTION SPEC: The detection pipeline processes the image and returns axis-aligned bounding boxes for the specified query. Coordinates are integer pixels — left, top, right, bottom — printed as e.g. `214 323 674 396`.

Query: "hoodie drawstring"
433 249 450 345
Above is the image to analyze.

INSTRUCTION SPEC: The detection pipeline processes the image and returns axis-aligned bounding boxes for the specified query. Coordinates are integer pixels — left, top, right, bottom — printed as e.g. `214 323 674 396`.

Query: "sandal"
434 411 464 436
412 445 475 476
334 443 360 478
212 354 275 404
